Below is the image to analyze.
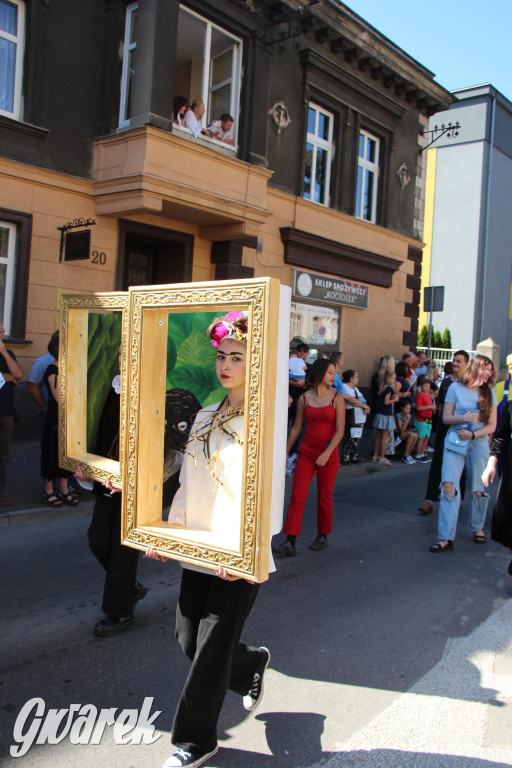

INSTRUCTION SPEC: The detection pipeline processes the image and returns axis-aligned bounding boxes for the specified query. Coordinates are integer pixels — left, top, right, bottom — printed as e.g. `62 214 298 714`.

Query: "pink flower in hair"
210 311 246 348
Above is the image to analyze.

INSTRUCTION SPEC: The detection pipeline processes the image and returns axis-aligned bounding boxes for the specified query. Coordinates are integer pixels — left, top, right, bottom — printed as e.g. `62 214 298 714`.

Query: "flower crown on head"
209 311 248 348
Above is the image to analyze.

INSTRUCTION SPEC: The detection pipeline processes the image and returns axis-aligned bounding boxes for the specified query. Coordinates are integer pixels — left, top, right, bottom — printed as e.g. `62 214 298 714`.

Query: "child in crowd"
289 352 307 387
372 371 399 466
341 369 370 463
414 378 436 463
394 401 419 465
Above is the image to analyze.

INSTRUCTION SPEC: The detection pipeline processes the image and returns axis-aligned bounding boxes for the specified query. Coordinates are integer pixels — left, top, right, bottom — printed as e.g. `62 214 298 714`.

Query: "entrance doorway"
117 222 193 290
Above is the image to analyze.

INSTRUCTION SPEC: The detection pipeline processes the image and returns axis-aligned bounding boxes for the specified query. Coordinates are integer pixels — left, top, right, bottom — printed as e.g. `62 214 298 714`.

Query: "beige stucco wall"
1 142 419 385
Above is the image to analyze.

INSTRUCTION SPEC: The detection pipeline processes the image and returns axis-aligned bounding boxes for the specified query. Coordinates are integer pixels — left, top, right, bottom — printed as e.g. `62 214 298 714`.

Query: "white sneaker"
163 747 219 768
425 446 434 453
401 455 416 465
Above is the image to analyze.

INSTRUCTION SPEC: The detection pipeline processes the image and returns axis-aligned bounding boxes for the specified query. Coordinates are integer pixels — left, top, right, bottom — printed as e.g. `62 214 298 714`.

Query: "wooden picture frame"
121 278 286 583
58 292 129 486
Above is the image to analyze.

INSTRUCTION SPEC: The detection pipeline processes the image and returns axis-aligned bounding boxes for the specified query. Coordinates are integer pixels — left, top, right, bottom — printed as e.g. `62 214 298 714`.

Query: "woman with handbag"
482 398 512 576
430 355 497 553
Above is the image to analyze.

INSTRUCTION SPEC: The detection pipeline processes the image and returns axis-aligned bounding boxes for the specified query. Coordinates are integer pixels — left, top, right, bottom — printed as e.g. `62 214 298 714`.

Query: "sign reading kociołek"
293 270 369 310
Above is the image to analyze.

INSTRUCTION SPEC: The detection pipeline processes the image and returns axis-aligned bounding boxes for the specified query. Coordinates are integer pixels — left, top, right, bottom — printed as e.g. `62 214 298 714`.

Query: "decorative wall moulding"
268 102 292 134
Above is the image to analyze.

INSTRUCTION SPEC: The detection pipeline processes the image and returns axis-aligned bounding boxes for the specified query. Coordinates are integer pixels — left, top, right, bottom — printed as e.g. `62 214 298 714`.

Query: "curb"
0 499 94 528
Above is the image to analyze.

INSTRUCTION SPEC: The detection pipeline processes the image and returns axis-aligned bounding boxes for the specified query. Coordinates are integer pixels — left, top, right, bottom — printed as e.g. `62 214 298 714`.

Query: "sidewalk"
0 430 420 526
313 600 512 767
0 441 95 527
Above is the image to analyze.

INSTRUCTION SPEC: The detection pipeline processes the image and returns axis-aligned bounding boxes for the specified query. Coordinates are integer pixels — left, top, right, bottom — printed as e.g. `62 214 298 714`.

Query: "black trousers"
172 568 262 754
425 421 466 501
87 493 140 618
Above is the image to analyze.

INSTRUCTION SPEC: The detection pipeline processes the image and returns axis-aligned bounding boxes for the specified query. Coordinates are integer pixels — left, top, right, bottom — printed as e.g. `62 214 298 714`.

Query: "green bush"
418 325 429 346
441 327 452 349
433 330 443 348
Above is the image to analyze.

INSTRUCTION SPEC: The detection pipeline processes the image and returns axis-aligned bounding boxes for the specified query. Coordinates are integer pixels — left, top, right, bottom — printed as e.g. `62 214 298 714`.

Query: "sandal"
430 540 453 553
57 491 79 507
377 457 392 466
473 531 486 544
42 492 63 508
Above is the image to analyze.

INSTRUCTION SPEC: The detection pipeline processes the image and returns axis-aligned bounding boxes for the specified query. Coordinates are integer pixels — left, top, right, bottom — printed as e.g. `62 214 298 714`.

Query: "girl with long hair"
146 312 274 768
273 358 345 555
372 371 399 465
430 354 497 553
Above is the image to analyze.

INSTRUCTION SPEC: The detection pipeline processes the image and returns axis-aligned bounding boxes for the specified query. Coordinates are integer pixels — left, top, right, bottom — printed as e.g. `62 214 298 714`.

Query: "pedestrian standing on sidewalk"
40 332 77 508
75 344 147 637
430 354 497 553
0 323 23 506
145 313 277 768
340 369 370 463
418 351 469 516
482 397 512 576
273 358 345 555
413 379 436 462
372 371 399 466
27 330 57 438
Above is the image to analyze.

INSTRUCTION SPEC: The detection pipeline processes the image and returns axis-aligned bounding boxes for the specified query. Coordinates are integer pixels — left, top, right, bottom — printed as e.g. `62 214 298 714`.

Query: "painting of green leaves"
166 311 230 407
87 312 122 452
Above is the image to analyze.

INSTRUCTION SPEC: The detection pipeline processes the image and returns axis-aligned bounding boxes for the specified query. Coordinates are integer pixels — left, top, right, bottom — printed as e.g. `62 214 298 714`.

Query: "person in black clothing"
482 399 512 575
76 345 145 637
0 323 23 505
40 332 77 508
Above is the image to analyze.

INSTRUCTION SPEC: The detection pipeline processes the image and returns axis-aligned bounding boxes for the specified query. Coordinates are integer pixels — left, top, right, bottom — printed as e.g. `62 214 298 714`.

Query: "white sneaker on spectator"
401 455 416 465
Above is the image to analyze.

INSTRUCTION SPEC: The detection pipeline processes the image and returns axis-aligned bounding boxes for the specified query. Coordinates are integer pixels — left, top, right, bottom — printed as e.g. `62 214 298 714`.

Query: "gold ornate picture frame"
121 278 284 583
58 292 129 486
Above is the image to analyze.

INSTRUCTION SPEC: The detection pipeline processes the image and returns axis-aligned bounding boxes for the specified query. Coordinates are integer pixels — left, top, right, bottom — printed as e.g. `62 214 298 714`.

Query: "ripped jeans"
438 434 490 541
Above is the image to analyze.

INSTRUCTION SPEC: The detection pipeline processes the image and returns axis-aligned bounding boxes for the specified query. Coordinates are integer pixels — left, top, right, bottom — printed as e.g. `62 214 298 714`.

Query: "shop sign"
293 270 369 310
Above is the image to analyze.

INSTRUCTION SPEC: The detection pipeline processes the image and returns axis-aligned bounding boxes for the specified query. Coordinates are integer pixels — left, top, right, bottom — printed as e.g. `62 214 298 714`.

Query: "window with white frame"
174 5 241 143
118 2 138 128
0 221 17 335
355 130 379 223
303 104 333 206
0 0 25 120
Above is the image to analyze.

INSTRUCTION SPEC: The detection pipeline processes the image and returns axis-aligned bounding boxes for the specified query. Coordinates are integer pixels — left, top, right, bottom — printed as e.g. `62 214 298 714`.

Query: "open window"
174 5 242 146
304 103 334 206
119 2 138 129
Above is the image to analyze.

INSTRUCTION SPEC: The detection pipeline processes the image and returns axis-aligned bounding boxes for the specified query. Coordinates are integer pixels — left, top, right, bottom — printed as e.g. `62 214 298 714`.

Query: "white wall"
481 146 512 354
429 141 485 351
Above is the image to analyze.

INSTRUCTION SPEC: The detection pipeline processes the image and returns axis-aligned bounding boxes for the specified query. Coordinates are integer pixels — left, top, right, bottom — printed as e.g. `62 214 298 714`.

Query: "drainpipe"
477 89 496 344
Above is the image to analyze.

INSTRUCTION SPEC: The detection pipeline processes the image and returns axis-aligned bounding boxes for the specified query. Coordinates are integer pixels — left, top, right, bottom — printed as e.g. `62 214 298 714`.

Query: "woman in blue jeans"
430 355 497 553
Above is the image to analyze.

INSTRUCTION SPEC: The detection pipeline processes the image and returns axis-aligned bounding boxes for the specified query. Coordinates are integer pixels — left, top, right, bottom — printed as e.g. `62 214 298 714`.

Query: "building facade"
1 0 452 431
420 84 512 357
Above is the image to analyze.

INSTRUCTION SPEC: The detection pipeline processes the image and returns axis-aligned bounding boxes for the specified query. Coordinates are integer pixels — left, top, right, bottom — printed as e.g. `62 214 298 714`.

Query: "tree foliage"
441 327 452 349
418 324 453 349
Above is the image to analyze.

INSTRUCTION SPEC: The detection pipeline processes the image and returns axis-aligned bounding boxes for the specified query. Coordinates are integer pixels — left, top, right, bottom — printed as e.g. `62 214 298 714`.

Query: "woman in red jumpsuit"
274 358 345 555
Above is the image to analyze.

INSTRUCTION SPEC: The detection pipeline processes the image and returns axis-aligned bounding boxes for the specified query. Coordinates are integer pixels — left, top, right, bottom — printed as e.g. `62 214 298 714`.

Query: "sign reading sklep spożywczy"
293 270 369 310
10 697 162 758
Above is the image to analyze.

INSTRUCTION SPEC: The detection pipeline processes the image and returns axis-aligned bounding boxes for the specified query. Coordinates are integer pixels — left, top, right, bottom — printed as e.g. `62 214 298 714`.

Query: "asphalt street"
1 457 511 768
